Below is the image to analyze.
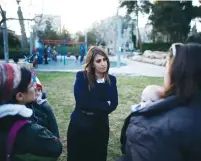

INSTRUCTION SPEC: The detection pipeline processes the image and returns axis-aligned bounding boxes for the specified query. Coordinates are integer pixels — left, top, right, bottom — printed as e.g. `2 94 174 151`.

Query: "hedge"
56 45 81 56
0 43 172 59
0 48 30 59
0 46 80 59
142 43 172 52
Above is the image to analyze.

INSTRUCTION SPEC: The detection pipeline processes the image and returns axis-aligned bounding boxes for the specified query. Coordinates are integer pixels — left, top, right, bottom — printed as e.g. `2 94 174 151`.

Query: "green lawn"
37 73 163 161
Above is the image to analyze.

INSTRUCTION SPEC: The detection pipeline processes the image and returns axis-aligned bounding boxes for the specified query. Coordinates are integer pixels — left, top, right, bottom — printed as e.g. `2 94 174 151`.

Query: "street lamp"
85 31 88 55
1 10 9 62
16 0 21 5
129 18 136 52
116 7 122 68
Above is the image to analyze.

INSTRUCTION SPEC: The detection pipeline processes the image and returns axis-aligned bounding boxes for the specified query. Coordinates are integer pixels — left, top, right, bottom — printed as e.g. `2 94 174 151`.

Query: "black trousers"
67 120 109 161
80 54 84 63
44 54 48 64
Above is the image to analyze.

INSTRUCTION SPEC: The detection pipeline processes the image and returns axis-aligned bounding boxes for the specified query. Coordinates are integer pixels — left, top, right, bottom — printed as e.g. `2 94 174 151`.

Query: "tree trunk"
17 5 27 49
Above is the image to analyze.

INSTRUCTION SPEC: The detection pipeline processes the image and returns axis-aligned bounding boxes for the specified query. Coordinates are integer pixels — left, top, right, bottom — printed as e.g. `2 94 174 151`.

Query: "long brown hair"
84 46 111 90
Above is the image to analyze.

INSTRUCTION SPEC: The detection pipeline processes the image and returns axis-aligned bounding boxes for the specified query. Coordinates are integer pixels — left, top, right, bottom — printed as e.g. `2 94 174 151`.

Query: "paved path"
0 56 165 77
110 58 165 77
33 56 165 77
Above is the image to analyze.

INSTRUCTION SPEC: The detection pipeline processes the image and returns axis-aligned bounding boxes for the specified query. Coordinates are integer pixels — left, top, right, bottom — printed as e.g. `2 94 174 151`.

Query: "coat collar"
0 104 33 118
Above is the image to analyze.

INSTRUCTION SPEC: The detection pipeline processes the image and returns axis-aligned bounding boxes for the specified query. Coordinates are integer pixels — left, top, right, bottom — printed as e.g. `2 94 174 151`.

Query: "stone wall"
129 50 169 66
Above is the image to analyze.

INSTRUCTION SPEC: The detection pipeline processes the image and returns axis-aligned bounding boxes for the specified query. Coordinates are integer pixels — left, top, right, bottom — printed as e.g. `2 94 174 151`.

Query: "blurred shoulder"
109 74 116 83
76 71 87 79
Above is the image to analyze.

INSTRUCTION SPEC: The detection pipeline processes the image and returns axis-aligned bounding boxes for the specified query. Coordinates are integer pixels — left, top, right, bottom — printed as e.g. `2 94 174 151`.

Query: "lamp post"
116 7 122 68
29 27 33 56
129 18 135 53
130 13 137 53
16 0 21 4
85 31 88 55
1 11 9 62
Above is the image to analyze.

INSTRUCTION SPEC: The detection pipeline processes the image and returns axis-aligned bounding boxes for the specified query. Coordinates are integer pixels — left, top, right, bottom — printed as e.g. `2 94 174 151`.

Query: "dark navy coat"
119 92 201 161
71 71 118 127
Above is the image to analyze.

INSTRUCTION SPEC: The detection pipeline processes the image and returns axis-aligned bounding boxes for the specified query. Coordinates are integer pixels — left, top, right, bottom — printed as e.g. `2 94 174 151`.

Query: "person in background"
44 45 48 64
80 45 85 63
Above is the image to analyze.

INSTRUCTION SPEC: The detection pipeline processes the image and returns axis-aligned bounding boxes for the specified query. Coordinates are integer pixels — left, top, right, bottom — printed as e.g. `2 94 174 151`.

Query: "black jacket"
0 104 62 161
119 92 201 161
27 99 60 138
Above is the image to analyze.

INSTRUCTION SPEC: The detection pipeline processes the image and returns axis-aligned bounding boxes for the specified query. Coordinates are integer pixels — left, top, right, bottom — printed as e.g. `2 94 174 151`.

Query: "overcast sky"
1 0 200 36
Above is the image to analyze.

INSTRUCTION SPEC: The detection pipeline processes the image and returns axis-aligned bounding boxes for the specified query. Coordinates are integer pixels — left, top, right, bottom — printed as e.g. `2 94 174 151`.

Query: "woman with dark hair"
67 46 118 161
0 64 62 161
118 43 201 161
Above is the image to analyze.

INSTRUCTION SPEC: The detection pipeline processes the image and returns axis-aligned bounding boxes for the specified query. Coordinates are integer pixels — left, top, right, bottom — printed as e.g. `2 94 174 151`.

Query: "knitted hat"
0 63 21 102
31 72 43 90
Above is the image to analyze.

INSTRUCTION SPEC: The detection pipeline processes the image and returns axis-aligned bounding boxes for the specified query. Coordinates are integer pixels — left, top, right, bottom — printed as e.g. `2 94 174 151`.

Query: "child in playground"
131 85 164 112
74 52 79 63
80 45 85 63
33 49 39 68
52 47 57 62
30 72 60 138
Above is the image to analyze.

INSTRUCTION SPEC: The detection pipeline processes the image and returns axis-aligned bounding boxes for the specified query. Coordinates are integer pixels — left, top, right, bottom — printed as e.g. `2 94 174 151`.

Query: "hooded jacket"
0 104 62 161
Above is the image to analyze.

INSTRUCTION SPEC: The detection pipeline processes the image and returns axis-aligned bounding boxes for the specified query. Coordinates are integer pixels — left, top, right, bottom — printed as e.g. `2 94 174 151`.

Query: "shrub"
142 43 172 52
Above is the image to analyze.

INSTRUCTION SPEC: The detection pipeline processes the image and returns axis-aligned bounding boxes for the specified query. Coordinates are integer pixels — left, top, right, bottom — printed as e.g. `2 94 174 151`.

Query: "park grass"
37 72 163 161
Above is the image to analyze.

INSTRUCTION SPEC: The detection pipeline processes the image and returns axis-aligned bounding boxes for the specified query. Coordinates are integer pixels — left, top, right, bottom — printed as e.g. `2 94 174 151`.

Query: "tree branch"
0 17 36 26
6 18 34 21
0 5 6 25
0 4 42 25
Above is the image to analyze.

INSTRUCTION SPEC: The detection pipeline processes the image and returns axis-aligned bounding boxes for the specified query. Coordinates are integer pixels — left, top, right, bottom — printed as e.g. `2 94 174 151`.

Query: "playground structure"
36 39 87 65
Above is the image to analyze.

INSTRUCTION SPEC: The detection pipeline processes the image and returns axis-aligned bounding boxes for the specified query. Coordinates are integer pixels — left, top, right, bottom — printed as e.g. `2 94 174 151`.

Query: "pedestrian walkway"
1 55 165 77
33 56 165 77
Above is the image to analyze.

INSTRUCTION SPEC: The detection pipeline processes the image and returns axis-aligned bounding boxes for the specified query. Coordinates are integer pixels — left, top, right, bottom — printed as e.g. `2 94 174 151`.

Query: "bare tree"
0 5 40 25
